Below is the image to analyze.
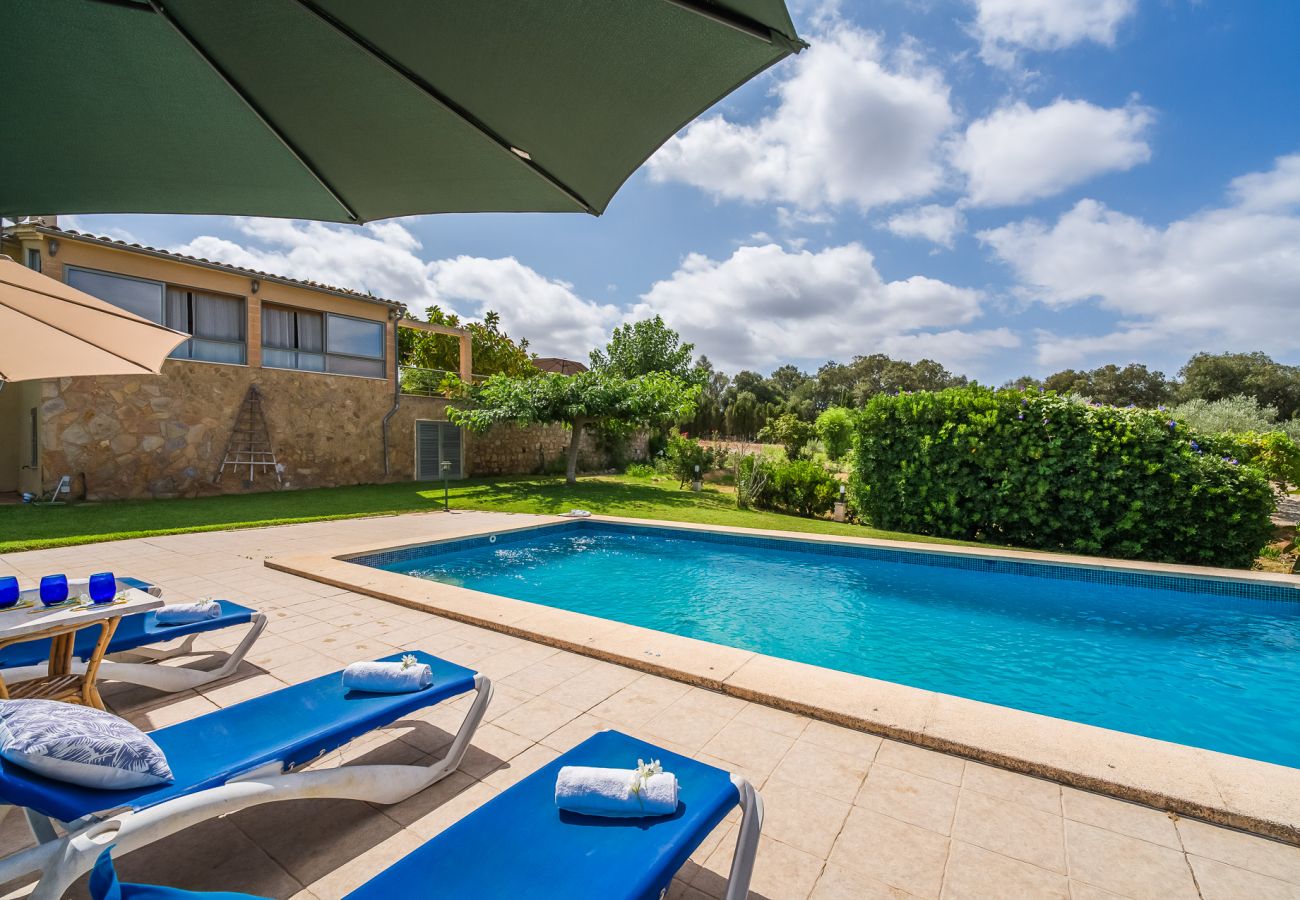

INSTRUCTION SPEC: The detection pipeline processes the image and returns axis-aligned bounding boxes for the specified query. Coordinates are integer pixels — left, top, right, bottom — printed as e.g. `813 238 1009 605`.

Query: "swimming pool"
361 521 1300 768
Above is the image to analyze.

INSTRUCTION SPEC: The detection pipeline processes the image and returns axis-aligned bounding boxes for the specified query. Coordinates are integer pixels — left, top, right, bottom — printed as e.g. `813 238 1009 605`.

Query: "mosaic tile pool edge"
350 519 1299 604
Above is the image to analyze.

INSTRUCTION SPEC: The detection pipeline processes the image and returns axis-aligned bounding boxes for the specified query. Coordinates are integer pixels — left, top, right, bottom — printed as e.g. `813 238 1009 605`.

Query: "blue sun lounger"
348 729 763 900
0 578 267 693
0 651 493 900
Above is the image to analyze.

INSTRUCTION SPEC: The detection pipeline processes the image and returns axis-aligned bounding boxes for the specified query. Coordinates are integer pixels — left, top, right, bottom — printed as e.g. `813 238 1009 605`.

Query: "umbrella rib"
146 0 361 224
659 0 781 44
289 0 597 216
0 294 171 376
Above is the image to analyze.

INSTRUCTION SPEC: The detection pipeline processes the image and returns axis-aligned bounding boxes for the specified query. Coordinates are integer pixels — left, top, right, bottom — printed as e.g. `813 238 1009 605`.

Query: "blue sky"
67 0 1300 385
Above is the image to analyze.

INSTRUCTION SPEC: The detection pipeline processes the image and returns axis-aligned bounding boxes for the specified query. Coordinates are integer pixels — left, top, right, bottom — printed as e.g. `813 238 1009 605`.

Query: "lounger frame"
0 612 268 694
724 774 764 900
0 672 492 900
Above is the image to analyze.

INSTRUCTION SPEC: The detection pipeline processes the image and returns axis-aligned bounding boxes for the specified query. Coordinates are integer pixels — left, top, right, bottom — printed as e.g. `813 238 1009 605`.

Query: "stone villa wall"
37 362 647 500
466 423 649 477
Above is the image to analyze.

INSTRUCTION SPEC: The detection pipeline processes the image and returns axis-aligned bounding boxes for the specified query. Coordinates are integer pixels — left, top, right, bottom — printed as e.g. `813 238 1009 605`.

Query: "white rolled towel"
555 765 679 818
342 660 433 694
154 600 222 625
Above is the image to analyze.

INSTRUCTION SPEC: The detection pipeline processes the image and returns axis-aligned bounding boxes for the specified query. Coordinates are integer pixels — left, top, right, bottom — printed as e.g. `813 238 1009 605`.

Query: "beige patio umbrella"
0 255 188 383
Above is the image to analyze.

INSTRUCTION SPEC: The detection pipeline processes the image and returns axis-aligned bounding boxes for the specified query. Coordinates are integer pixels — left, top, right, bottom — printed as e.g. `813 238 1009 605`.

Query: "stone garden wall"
37 362 647 500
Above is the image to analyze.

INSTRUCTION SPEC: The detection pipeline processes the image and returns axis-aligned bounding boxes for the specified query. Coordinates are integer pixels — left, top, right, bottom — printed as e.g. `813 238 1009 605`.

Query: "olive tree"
449 371 699 484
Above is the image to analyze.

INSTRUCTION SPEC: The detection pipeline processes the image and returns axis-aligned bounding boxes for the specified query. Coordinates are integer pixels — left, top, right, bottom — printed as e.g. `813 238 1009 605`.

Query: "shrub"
624 463 656 478
757 413 817 460
749 457 839 517
1199 430 1300 488
664 430 718 487
852 386 1275 568
815 407 855 460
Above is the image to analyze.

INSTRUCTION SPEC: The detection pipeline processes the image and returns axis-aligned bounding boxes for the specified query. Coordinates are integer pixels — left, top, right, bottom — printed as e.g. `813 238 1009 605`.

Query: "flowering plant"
629 758 662 797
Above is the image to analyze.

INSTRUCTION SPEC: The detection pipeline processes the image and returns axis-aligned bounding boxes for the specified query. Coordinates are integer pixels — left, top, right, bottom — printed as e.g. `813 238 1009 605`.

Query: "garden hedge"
852 387 1275 567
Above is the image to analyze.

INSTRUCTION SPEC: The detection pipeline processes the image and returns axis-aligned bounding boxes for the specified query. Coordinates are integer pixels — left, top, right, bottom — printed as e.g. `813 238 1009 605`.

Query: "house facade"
1 221 625 501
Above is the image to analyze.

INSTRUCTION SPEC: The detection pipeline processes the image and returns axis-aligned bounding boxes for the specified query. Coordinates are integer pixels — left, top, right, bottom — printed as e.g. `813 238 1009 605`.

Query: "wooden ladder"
215 385 281 486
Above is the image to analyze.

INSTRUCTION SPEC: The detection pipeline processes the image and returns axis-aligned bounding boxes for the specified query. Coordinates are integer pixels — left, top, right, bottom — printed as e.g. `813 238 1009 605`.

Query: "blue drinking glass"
39 574 69 606
89 572 117 603
0 576 19 609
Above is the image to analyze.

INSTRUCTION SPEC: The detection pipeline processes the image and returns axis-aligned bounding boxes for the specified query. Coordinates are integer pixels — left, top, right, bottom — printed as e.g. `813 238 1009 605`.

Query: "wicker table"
0 585 163 709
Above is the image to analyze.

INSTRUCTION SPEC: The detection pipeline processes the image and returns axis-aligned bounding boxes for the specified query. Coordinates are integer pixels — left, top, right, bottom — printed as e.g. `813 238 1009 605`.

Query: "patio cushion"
0 600 255 670
0 701 173 789
344 730 740 900
0 651 476 823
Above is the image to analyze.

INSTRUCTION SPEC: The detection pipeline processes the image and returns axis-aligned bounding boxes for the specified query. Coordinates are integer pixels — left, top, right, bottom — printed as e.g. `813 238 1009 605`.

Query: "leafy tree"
1179 352 1300 419
758 412 817 459
664 430 717 487
590 315 695 380
815 407 855 460
725 391 761 438
1042 363 1173 407
767 364 811 398
398 307 537 380
449 371 698 484
688 356 730 436
1171 395 1282 435
1001 375 1044 391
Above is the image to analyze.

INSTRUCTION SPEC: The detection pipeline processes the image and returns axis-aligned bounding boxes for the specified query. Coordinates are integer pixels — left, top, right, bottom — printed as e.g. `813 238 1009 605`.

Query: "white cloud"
978 154 1300 368
424 256 619 360
1228 153 1300 211
969 0 1137 69
953 99 1152 206
884 204 966 247
647 25 956 214
173 218 618 359
630 242 1001 373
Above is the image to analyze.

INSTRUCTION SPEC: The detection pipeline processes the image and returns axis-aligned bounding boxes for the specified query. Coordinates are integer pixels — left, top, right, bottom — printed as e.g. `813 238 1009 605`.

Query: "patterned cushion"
0 700 173 789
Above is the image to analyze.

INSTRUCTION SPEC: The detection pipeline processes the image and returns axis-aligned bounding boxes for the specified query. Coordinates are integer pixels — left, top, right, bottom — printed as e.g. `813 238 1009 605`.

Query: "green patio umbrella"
0 0 803 223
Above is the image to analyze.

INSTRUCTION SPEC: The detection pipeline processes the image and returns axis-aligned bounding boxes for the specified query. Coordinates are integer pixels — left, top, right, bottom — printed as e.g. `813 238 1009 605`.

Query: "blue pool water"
367 522 1300 767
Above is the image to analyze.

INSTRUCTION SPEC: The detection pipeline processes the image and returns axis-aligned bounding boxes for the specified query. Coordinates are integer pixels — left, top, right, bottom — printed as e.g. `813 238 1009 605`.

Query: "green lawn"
0 474 974 553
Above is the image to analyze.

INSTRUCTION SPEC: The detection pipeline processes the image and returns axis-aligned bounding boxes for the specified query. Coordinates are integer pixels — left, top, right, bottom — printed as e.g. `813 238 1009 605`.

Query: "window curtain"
296 310 324 352
262 305 292 349
192 292 244 341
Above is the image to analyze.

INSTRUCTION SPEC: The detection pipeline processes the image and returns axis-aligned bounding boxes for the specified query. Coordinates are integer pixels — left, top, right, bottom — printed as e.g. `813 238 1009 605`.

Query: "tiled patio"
2 511 1298 899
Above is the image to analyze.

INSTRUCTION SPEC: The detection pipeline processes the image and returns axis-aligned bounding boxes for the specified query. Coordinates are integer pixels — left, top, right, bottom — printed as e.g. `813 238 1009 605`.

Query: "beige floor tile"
731 701 811 738
537 713 623 752
701 720 795 778
773 738 872 803
810 864 917 899
1176 818 1300 884
800 718 885 760
456 721 535 780
1189 855 1300 900
1067 882 1128 900
302 828 424 898
540 663 641 710
857 764 960 836
481 741 560 791
642 698 736 752
403 780 501 841
589 675 693 728
951 789 1065 873
499 659 586 696
1064 820 1198 900
760 776 853 857
876 741 965 786
697 834 825 900
941 840 1068 900
490 695 584 742
124 693 221 730
962 762 1061 816
232 796 401 886
1060 787 1180 850
830 807 951 899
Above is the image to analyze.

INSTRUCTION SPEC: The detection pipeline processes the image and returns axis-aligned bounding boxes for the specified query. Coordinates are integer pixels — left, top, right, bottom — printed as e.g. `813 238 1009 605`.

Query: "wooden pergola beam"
397 319 473 381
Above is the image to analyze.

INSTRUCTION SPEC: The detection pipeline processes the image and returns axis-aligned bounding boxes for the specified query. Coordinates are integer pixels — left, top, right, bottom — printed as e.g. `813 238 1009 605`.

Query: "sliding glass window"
66 267 246 364
262 305 385 378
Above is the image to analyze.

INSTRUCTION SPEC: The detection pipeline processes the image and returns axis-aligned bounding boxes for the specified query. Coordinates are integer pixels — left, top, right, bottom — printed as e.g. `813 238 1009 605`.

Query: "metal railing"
398 366 485 397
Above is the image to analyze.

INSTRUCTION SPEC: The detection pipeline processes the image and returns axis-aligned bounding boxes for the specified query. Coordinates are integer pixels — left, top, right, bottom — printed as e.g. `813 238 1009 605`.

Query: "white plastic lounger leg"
0 614 269 693
7 674 493 900
113 633 199 662
724 776 764 900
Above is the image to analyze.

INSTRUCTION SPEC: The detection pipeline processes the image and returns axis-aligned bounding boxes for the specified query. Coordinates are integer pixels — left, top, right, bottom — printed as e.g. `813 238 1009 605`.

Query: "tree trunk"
566 417 587 485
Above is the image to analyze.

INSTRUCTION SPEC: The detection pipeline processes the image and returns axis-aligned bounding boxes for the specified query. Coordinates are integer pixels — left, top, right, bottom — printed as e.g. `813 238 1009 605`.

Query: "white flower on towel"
400 654 419 670
629 758 663 796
